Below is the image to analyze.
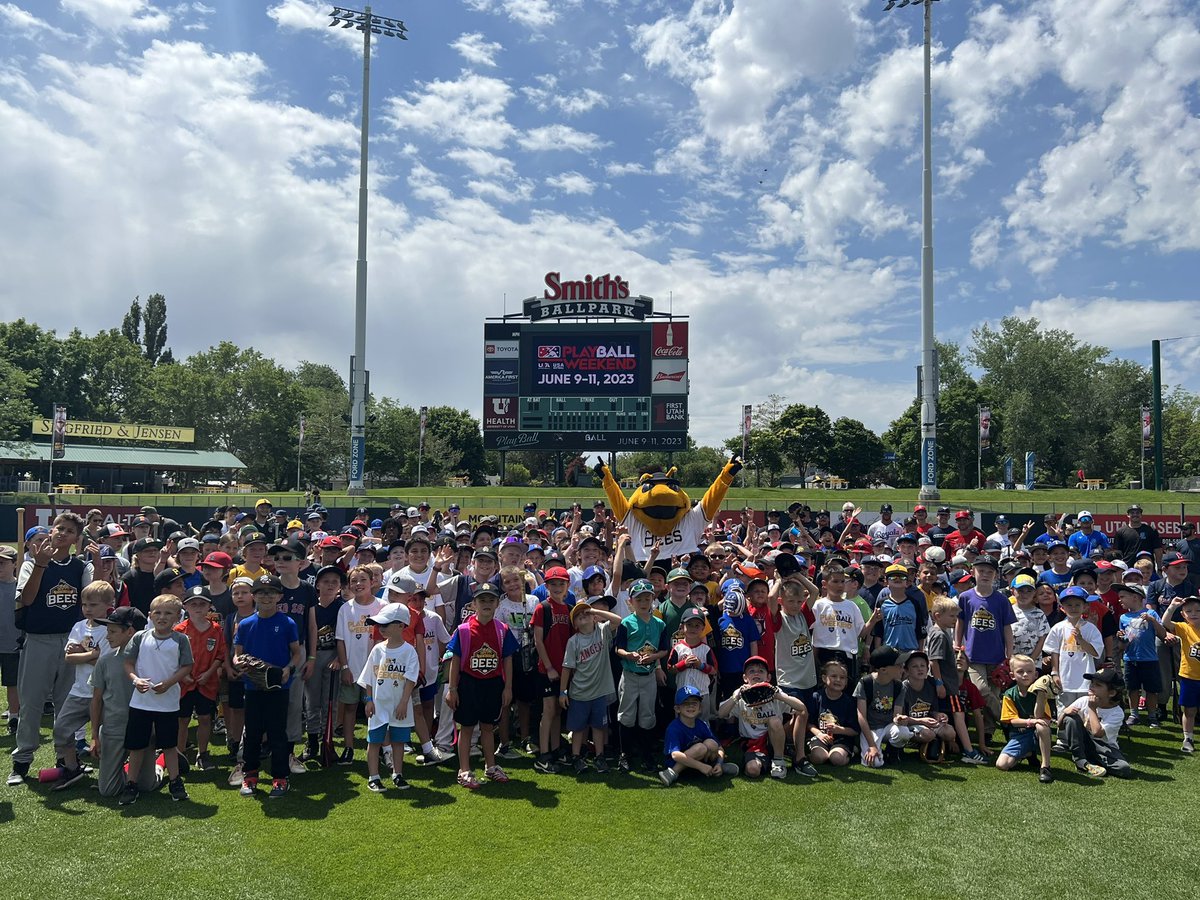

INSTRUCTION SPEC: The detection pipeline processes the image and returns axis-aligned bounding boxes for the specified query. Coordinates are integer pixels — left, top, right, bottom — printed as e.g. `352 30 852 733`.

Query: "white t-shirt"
397 565 448 608
125 629 193 712
867 520 905 550
336 598 384 680
812 598 865 655
357 641 419 729
418 610 451 678
1065 696 1124 746
67 619 109 699
1043 619 1103 692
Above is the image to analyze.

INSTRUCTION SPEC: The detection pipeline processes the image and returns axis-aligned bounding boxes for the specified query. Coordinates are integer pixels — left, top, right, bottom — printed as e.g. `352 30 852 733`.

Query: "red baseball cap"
320 536 342 549
544 566 570 582
913 505 927 513
955 510 972 520
200 551 232 569
744 655 770 671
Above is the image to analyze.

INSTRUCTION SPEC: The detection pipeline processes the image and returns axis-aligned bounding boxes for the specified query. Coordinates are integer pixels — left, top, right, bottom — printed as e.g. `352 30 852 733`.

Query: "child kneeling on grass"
659 684 738 786
359 602 419 792
996 654 1054 784
1057 668 1131 779
446 585 518 790
716 655 817 779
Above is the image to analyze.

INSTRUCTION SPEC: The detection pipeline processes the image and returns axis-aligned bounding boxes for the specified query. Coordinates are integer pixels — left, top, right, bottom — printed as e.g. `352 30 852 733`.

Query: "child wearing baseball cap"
560 601 624 774
614 578 670 774
174 591 227 772
1057 668 1131 778
658 684 738 786
532 565 574 773
717 655 815 779
358 602 419 792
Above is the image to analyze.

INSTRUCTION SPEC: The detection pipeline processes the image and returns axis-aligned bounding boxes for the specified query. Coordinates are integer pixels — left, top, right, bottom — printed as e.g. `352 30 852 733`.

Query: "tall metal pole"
1152 339 1163 491
917 0 939 501
347 8 373 495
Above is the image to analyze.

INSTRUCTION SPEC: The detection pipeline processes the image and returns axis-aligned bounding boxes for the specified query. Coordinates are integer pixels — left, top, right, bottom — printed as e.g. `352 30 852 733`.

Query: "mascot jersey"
596 457 739 562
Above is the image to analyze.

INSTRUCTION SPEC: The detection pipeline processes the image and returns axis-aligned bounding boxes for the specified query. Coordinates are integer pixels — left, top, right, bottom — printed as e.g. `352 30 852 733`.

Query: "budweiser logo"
654 370 685 382
654 345 684 358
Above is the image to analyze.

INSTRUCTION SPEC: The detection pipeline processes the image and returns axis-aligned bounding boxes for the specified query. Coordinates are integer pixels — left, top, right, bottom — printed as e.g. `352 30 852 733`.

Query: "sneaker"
641 755 659 773
52 767 87 791
391 773 410 790
7 761 29 786
1182 737 1195 754
1148 711 1161 729
194 752 215 772
658 767 679 787
523 739 539 755
337 747 354 766
496 743 521 760
418 746 453 766
960 749 988 765
1077 762 1106 778
533 756 559 775
769 759 788 779
1039 767 1054 784
239 777 258 797
169 777 189 802
227 763 245 787
593 756 610 774
288 754 306 775
573 756 588 775
213 716 226 736
118 783 139 805
367 776 386 793
269 778 289 799
1051 741 1067 754
1124 712 1139 727
720 762 740 777
457 770 480 790
5 717 16 734
617 754 632 774
793 759 818 779
76 738 91 759
484 765 510 783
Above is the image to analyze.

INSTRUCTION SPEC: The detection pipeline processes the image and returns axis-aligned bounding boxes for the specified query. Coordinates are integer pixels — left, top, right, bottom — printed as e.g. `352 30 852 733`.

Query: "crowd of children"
3 498 1198 803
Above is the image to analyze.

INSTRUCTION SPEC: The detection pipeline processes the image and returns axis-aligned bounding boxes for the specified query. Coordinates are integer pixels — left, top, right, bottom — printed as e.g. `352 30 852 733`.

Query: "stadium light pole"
328 5 408 494
884 0 940 501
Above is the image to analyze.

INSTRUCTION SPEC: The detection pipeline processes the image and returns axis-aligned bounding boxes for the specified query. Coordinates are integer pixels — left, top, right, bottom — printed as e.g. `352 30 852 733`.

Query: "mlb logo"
537 345 561 360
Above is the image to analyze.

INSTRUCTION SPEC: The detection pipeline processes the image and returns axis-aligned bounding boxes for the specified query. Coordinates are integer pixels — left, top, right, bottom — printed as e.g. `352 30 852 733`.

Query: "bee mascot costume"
592 455 742 561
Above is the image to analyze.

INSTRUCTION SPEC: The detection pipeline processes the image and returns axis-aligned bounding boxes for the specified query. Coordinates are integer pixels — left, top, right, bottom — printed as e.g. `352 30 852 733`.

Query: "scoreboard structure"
482 273 689 452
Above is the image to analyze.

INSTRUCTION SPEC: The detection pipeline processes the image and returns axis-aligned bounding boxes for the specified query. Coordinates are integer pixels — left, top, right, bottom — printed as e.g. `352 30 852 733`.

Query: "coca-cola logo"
654 345 685 358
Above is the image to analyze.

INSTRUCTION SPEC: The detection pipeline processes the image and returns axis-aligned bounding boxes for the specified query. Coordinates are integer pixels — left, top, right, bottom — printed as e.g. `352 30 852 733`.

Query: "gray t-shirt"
924 626 959 695
853 673 902 732
898 677 939 721
562 622 614 702
90 648 134 731
774 610 817 691
0 581 18 653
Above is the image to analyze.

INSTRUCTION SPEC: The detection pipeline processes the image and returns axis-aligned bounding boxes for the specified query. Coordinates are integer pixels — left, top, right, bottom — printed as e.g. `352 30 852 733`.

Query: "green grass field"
2 710 1196 900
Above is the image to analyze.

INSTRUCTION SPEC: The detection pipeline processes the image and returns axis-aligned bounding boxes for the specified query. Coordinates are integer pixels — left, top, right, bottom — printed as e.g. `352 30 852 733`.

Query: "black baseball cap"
97 607 147 629
252 574 284 594
153 567 184 590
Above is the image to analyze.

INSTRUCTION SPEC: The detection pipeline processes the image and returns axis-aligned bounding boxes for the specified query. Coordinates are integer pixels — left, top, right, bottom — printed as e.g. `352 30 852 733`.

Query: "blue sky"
2 0 1199 450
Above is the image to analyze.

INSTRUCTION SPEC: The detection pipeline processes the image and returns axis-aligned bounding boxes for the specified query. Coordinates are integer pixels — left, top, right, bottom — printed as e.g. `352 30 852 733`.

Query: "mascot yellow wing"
699 458 740 521
596 461 631 521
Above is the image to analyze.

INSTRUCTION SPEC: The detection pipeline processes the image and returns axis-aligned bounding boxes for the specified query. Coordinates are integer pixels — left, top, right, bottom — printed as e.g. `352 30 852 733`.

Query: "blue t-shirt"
804 688 859 735
958 588 1016 665
663 716 716 762
715 612 761 675
1120 609 1161 662
233 611 299 690
1068 530 1110 558
880 595 919 652
531 584 578 607
1037 568 1072 590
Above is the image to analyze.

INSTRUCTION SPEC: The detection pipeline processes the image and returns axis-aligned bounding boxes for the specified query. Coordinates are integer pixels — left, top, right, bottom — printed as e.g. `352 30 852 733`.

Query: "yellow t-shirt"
1173 620 1200 680
228 563 266 584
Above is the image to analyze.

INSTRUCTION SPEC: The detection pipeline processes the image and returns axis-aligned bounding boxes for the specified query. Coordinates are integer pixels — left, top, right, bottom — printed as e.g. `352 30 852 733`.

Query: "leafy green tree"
775 403 832 478
1163 388 1200 482
828 417 885 487
0 359 36 440
141 293 173 365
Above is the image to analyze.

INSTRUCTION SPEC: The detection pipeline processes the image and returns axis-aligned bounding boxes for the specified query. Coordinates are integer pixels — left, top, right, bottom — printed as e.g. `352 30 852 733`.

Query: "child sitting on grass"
805 660 859 767
717 655 816 780
854 644 909 768
1057 668 1131 778
658 684 738 786
896 651 956 762
996 654 1054 784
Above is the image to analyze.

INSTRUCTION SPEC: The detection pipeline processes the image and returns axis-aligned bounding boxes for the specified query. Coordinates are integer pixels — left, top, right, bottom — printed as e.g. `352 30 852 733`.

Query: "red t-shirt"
942 529 987 555
175 618 227 700
747 600 775 668
531 599 572 673
453 617 510 680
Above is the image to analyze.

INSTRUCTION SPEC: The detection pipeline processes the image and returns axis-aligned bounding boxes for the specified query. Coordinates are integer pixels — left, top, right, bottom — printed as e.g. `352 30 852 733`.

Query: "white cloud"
605 160 648 177
522 76 607 116
545 171 594 195
0 3 52 33
61 0 169 32
446 147 515 179
463 0 557 31
517 124 605 153
267 0 362 53
1011 296 1200 355
452 32 501 67
385 73 515 149
970 217 1002 269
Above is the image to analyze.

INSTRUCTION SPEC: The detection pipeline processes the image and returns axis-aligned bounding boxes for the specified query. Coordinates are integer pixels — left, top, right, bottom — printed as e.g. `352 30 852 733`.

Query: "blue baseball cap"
582 565 606 583
675 684 703 705
370 519 383 529
720 578 742 594
1058 586 1089 601
24 526 49 542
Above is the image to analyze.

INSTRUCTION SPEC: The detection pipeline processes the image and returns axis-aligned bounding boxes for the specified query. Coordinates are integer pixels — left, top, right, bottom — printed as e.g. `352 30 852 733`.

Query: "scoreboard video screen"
483 318 689 452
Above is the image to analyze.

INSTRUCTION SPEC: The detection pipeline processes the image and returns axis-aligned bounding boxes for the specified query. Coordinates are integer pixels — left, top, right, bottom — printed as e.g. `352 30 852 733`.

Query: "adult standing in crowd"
1114 505 1163 567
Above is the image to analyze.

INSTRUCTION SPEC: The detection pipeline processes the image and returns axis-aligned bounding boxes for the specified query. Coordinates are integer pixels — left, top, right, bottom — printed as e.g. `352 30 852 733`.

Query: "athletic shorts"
1001 728 1038 760
338 681 366 705
0 652 17 687
1123 660 1163 694
1180 676 1200 709
125 707 179 752
367 724 412 744
455 676 504 728
938 694 964 715
565 696 609 732
178 691 217 719
537 672 559 700
745 734 769 755
808 736 855 754
227 681 245 710
418 682 439 704
512 666 540 704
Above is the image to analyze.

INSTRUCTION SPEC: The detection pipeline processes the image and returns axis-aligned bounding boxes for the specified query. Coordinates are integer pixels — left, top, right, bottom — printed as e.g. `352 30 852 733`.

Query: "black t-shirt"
192 583 234 620
279 581 316 648
1114 524 1162 565
299 563 318 588
314 597 346 652
122 568 158 615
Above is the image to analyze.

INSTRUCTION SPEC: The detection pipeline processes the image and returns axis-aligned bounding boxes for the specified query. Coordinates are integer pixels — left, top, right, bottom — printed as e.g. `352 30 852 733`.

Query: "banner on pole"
419 406 428 443
741 404 751 461
51 405 67 460
298 415 306 446
979 406 991 452
1025 452 1036 491
1141 405 1152 455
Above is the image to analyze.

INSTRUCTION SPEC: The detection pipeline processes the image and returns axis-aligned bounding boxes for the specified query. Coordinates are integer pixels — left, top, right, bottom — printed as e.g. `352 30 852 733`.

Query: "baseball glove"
235 654 284 690
740 683 777 708
1029 673 1061 698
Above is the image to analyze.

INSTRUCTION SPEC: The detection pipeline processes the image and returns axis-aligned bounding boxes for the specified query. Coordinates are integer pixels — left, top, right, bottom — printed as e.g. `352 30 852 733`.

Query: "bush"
502 462 531 487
